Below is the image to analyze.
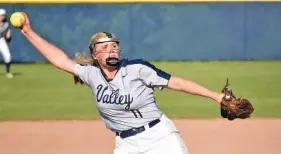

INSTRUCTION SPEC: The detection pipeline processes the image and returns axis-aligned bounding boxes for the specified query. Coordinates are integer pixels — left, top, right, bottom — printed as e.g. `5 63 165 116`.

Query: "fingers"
20 12 28 24
17 12 31 34
20 19 25 25
20 12 27 18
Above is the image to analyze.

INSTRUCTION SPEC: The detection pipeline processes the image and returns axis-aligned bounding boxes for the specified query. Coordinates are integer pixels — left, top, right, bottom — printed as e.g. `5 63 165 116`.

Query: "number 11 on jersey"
131 110 143 118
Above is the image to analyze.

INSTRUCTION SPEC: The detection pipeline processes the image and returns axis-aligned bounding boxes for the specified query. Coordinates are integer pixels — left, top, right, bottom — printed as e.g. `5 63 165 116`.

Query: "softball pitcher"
18 13 224 154
0 9 13 78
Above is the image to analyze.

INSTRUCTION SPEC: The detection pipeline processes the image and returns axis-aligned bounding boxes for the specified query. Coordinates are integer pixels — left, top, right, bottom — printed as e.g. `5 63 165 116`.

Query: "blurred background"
1 2 281 62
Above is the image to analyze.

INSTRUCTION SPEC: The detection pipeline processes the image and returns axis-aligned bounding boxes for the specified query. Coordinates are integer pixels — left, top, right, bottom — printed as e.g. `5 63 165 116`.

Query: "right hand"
19 12 32 34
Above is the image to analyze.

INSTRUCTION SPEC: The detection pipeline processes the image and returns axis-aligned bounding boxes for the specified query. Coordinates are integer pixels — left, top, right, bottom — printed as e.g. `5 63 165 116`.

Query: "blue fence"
1 2 281 62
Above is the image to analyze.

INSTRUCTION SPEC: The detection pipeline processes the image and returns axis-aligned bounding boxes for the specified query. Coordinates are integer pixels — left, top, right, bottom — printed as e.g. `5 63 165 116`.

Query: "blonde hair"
73 52 96 85
89 32 118 52
74 52 96 65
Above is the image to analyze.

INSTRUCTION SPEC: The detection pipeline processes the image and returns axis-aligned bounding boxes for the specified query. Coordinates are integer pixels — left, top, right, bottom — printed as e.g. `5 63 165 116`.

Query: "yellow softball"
10 12 25 28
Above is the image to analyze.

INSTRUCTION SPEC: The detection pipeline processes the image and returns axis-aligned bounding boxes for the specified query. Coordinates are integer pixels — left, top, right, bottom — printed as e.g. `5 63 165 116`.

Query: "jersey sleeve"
74 64 92 85
138 61 171 89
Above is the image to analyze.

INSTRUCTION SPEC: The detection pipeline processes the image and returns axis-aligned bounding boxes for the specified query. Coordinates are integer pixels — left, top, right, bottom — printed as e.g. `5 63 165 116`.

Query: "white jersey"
0 21 11 63
74 59 171 132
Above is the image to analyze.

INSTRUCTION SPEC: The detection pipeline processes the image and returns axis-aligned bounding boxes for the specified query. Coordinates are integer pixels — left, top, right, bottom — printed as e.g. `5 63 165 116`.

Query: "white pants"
114 114 189 154
0 37 11 63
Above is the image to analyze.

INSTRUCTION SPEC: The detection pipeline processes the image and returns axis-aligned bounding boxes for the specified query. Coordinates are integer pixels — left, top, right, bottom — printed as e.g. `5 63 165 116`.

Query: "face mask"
106 57 119 67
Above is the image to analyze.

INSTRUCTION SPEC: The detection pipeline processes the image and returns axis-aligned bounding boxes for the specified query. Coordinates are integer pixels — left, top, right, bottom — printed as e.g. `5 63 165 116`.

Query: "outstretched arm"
20 12 75 74
23 30 75 73
167 76 223 104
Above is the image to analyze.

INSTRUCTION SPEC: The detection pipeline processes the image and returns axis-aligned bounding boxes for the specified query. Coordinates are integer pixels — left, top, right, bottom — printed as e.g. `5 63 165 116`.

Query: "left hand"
220 78 254 120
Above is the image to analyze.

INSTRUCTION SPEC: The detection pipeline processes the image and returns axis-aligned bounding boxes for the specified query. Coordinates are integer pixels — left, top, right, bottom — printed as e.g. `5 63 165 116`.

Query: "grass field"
0 61 280 121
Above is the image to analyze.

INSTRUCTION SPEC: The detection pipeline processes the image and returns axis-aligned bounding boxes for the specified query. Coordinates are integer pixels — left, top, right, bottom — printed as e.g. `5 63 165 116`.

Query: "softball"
10 12 25 28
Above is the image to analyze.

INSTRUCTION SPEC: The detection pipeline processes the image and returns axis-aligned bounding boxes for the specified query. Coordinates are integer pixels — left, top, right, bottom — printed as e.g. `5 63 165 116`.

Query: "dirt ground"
0 118 280 154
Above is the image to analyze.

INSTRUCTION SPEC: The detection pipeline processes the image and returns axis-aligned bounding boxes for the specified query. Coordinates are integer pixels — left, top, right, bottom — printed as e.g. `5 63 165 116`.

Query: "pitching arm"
23 30 76 74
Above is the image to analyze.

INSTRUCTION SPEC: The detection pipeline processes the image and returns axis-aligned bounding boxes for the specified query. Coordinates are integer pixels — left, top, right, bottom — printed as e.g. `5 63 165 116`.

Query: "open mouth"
107 58 119 64
106 57 119 66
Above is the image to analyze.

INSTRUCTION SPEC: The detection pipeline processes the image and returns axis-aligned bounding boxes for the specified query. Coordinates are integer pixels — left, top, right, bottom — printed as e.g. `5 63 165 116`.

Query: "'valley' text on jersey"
74 59 171 132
